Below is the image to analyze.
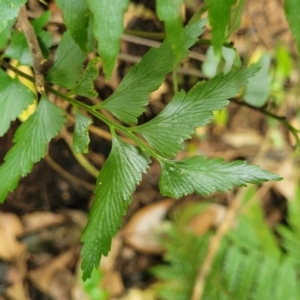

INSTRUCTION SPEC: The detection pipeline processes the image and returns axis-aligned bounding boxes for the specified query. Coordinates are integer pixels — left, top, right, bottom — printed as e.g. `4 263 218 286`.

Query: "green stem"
1 59 33 81
2 58 299 155
1 59 162 158
230 98 286 122
172 66 178 94
47 87 163 160
230 98 300 146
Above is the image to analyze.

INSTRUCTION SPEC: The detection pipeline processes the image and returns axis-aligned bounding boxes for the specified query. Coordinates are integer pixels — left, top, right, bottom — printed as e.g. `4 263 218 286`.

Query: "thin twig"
241 182 273 214
44 154 95 191
122 34 206 61
17 5 49 94
230 98 300 147
67 114 112 141
230 98 286 121
124 28 234 48
122 33 161 48
117 53 206 78
60 128 99 178
191 192 241 300
46 21 232 49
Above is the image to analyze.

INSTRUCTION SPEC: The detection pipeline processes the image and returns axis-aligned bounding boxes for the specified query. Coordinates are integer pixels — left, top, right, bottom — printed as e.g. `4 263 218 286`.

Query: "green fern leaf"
0 19 14 48
136 67 258 157
72 57 100 98
156 0 184 59
284 0 300 53
252 257 278 299
56 0 90 52
81 136 150 280
98 20 206 124
159 156 281 198
73 111 93 154
87 0 130 79
205 0 237 54
46 30 85 89
0 69 35 136
272 257 299 300
0 0 26 33
0 95 67 203
277 188 300 266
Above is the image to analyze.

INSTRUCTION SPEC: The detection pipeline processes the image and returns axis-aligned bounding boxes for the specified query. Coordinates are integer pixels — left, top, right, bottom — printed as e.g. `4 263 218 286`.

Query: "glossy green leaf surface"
73 111 93 154
159 156 282 199
180 19 206 60
136 67 258 157
0 69 35 136
0 0 26 33
81 136 150 280
56 0 90 52
284 0 300 52
0 95 67 203
156 0 183 59
72 57 100 98
99 20 206 124
87 0 130 78
46 30 85 89
205 0 236 53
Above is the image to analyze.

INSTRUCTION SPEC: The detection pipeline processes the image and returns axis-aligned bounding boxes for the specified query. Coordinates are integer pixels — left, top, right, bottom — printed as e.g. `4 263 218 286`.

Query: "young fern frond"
0 1 285 281
153 197 300 300
277 187 300 267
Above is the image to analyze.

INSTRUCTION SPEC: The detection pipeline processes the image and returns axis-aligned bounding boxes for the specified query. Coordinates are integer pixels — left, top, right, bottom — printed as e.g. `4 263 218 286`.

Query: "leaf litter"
0 0 299 299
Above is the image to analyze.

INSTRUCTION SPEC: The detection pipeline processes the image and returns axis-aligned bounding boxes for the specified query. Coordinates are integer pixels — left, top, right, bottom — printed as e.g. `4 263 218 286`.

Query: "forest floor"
0 0 299 299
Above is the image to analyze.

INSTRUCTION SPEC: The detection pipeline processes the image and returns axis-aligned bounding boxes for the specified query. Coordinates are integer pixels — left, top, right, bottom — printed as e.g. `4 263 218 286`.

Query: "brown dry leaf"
5 265 22 283
102 271 124 298
71 260 89 300
100 236 125 297
221 129 262 148
101 236 122 271
71 283 89 300
48 268 74 300
3 264 29 300
60 209 87 230
22 212 66 232
189 204 227 236
29 249 76 297
122 199 174 254
116 288 156 300
0 213 25 261
5 282 30 300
